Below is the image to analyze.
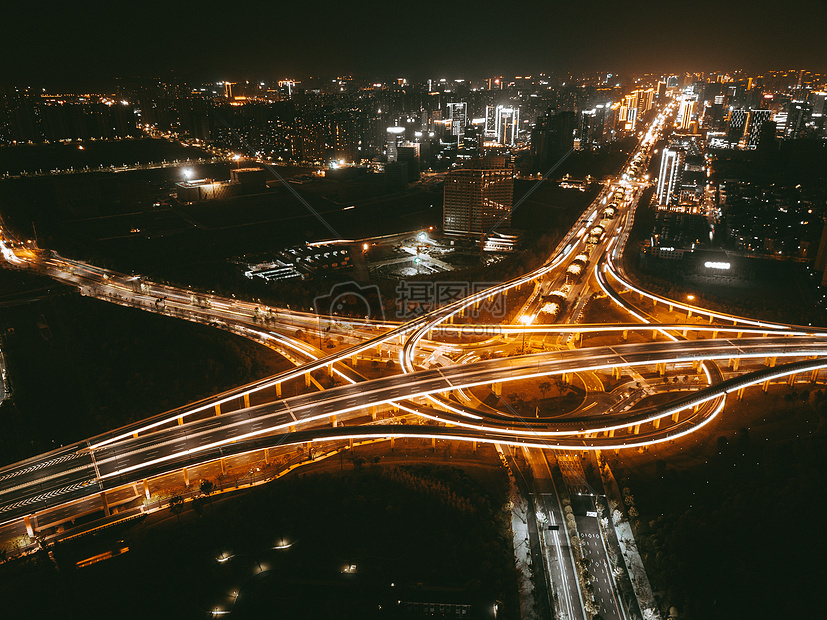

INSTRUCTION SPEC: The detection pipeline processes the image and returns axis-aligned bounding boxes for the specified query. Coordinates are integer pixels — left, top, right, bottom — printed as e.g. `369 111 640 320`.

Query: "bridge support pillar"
304 372 311 387
811 368 820 383
178 416 183 425
390 437 395 451
737 387 745 400
472 440 477 453
652 330 658 341
682 329 688 338
243 394 250 408
492 383 502 396
99 491 110 517
737 332 743 339
371 407 377 421
562 373 570 385
712 330 719 339
765 357 777 368
351 355 357 366
183 468 190 487
668 304 673 312
330 415 338 427
23 516 34 537
142 479 150 500
653 418 661 430
729 358 740 371
288 424 296 433
622 330 628 341
612 366 622 380
652 298 657 307
657 363 666 376
431 437 436 451
276 383 282 398
692 360 699 371
328 364 334 378
686 309 692 319
671 411 680 423
709 315 714 324
762 379 771 392
214 404 221 416
376 344 382 355
264 448 270 465
608 429 615 438
349 438 353 450
787 373 796 386
633 424 641 435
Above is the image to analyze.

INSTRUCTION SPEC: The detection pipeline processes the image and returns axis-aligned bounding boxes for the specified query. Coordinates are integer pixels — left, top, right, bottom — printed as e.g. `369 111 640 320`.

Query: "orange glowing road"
0 102 823 548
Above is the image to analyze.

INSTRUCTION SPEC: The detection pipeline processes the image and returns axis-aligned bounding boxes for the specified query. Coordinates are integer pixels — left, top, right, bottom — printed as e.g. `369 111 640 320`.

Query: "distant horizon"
3 0 826 90
3 66 826 94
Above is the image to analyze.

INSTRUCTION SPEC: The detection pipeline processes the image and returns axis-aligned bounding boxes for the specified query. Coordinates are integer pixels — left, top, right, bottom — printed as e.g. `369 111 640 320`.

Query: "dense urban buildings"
1 5 827 616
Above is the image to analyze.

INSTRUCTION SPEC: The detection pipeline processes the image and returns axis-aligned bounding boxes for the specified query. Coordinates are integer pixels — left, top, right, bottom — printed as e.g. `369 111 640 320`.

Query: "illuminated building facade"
447 102 467 141
746 109 772 148
443 156 513 237
386 126 405 162
656 147 684 206
484 105 519 145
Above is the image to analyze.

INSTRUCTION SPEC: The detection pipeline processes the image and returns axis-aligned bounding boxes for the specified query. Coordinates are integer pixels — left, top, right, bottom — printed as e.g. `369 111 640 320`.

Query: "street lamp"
520 314 534 353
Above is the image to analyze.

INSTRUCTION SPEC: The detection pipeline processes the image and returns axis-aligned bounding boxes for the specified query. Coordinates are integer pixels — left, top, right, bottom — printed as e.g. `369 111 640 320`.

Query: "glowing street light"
183 168 193 180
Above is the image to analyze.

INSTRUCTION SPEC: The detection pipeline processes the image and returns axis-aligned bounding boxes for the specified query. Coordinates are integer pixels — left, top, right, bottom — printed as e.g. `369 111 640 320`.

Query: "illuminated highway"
1 101 824 619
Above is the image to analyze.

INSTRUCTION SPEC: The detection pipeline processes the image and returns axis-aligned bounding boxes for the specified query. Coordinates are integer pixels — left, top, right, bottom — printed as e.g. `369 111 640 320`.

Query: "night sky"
3 0 826 88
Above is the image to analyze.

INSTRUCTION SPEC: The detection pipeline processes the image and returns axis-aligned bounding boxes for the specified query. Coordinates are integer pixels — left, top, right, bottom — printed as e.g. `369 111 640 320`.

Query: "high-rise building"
811 91 827 116
621 93 638 131
579 109 595 146
483 105 519 145
386 126 405 161
484 105 497 138
494 105 519 146
727 109 749 144
443 156 513 237
635 89 655 117
746 109 772 148
785 100 811 138
447 102 467 142
656 147 684 206
530 109 575 171
677 96 696 130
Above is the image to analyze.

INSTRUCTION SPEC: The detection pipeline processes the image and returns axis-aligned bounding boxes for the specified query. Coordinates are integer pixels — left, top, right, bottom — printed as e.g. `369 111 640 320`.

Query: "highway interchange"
1 101 824 619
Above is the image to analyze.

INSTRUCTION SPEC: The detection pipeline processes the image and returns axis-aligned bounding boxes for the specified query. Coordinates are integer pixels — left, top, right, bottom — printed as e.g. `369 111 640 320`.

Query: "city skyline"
0 6 825 617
